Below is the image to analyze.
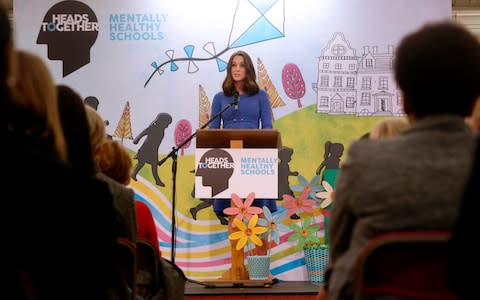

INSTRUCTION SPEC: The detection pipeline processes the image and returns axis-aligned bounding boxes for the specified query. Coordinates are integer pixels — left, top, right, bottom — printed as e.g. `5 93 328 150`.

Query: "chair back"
137 238 160 290
352 230 457 300
113 237 137 300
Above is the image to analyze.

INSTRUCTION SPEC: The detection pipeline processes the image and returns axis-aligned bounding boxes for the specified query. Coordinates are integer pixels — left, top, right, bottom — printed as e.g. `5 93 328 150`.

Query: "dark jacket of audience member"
449 138 480 299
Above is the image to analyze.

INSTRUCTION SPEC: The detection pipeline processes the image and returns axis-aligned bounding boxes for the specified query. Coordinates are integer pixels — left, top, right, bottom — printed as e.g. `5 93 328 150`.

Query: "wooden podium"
196 129 281 287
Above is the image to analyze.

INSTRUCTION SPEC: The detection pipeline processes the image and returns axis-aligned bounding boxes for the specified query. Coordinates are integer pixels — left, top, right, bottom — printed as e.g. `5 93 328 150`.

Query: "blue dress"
209 90 276 214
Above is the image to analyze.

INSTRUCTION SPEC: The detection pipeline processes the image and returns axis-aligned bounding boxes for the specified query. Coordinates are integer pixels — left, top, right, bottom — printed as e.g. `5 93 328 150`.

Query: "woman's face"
231 55 247 83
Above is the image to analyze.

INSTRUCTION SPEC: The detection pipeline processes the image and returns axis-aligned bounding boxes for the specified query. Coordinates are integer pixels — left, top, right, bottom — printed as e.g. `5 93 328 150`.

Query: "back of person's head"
394 21 480 119
369 117 410 139
94 140 132 185
9 50 67 160
57 84 95 174
85 104 106 152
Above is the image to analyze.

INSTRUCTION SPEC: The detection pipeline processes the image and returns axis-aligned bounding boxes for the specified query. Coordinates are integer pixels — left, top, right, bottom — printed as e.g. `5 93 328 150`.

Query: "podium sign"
195 148 278 199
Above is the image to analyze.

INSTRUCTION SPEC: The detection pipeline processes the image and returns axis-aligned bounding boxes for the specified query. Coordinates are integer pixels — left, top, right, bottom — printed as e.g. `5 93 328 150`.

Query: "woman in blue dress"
209 50 276 227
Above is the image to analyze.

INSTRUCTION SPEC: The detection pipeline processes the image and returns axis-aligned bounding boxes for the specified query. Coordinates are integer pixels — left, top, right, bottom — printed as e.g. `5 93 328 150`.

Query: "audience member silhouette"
94 138 162 299
449 137 480 300
56 84 134 299
132 112 173 187
317 21 480 300
85 106 137 243
57 84 96 174
10 49 67 160
1 6 116 298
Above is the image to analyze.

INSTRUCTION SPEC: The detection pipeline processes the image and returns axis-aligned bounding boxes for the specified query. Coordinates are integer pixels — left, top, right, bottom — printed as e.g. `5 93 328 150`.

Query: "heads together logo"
37 1 99 77
196 149 235 197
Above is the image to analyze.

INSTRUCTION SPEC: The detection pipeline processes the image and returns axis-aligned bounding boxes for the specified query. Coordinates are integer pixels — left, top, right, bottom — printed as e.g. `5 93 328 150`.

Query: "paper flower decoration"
282 188 316 217
291 175 324 199
257 206 289 246
287 216 321 250
228 214 268 251
315 181 335 208
223 192 263 223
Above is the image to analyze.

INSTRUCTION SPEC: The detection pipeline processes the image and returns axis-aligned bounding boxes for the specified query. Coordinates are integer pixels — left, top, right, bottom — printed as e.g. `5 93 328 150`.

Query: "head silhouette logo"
196 149 235 197
37 1 99 77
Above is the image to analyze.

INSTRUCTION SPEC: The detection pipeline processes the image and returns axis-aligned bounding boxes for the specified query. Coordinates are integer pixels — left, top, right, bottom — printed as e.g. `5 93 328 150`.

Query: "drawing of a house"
313 32 404 116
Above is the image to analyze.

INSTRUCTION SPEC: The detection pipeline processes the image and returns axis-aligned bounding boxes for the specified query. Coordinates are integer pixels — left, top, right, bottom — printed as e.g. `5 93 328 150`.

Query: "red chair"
352 230 457 300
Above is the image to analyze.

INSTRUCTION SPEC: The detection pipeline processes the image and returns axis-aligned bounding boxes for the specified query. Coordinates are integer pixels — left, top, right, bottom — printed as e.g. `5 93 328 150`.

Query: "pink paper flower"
282 188 316 217
223 192 263 222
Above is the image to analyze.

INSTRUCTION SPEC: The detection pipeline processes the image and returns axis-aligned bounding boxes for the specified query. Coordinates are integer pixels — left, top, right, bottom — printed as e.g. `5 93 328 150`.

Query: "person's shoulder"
212 91 226 105
256 89 268 97
96 172 133 195
135 201 152 216
135 200 148 210
213 91 225 99
347 138 387 159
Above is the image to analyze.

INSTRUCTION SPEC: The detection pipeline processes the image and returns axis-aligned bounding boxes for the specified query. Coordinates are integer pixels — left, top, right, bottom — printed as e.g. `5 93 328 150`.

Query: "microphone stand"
157 100 235 285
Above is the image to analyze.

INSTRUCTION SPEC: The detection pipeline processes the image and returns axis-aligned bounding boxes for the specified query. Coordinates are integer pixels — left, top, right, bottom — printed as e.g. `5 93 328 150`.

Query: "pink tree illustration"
281 63 305 108
174 119 192 155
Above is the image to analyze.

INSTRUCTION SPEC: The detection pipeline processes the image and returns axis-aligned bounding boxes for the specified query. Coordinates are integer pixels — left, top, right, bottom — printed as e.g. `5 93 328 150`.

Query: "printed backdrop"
13 0 450 281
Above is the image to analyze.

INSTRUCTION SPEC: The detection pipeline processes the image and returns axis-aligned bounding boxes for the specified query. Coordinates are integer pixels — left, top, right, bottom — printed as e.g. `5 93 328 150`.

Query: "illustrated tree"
257 58 286 121
113 101 134 143
174 119 192 156
198 84 211 128
281 63 305 108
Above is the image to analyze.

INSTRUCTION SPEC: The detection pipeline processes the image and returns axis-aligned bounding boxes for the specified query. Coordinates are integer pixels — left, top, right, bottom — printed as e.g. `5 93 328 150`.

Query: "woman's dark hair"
222 50 259 96
57 84 95 174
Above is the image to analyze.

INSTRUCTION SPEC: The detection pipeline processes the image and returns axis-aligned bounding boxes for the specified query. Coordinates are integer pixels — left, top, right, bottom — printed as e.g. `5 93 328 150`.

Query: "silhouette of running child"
315 141 344 188
278 146 298 198
131 113 173 187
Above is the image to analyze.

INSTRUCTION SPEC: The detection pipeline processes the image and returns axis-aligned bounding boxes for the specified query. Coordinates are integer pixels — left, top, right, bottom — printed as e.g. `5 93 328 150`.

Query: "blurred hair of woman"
56 84 96 174
95 139 133 185
10 49 67 160
369 117 410 140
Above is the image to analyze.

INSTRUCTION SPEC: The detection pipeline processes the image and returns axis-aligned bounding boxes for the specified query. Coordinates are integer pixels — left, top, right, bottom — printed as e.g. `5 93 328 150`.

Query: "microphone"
233 91 239 111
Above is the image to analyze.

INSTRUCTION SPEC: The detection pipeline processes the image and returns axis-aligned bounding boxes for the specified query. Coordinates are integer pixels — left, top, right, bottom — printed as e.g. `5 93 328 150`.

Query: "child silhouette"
315 141 344 187
131 113 172 187
278 146 298 198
